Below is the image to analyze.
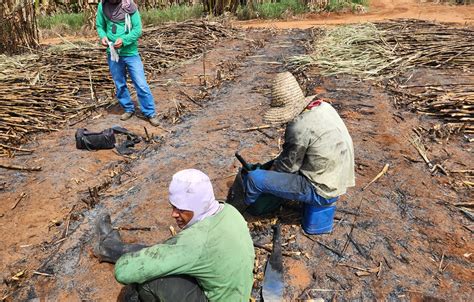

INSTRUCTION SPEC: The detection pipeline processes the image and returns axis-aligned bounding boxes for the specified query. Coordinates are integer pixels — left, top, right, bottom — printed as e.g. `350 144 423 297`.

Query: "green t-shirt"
114 204 255 301
96 3 142 56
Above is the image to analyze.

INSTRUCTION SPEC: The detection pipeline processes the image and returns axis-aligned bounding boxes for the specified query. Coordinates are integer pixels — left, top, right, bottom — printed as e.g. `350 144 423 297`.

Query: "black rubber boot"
93 213 147 263
96 213 122 242
93 213 125 263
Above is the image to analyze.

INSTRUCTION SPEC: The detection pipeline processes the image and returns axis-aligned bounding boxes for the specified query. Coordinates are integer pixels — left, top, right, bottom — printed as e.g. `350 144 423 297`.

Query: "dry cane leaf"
11 270 25 281
355 271 372 277
169 225 177 236
363 163 389 190
368 267 380 273
254 258 259 272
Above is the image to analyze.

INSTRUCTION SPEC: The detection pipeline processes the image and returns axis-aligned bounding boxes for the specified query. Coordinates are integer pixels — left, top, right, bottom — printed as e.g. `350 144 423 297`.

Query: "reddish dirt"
236 0 474 28
1 2 473 301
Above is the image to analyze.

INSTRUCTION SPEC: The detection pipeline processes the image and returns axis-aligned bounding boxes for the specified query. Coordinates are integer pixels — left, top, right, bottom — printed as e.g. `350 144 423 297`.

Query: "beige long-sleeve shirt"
274 102 355 199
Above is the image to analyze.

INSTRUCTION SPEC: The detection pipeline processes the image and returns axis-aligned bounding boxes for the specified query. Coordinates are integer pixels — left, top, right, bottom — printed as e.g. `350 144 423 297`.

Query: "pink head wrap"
169 169 220 228
121 0 134 10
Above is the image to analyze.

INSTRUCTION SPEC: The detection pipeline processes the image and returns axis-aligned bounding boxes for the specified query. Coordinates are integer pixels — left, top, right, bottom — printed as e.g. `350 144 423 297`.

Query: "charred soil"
1 5 473 302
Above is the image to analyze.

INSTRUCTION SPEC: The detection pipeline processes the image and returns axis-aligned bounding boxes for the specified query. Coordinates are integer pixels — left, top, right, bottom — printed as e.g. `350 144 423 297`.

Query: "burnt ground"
0 25 473 301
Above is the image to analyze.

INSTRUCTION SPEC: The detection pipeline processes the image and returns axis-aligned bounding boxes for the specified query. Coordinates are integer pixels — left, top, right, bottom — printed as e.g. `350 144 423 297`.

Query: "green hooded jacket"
96 2 142 56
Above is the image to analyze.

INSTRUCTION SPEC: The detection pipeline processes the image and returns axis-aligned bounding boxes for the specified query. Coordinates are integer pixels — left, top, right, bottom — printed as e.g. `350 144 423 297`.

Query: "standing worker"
96 0 160 126
94 169 255 301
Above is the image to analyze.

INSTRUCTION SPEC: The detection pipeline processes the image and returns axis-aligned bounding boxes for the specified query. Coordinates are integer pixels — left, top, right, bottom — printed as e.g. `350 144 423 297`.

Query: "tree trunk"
203 0 240 15
83 0 99 29
0 0 39 54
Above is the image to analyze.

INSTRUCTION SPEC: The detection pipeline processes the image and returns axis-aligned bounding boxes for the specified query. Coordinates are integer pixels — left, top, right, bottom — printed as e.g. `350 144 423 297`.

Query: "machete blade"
261 223 284 301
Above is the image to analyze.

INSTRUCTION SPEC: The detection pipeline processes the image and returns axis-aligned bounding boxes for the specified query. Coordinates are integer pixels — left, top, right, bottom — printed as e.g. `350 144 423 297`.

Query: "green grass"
326 0 369 12
251 0 308 20
37 5 204 32
236 0 368 20
38 13 84 31
141 4 204 26
236 5 257 20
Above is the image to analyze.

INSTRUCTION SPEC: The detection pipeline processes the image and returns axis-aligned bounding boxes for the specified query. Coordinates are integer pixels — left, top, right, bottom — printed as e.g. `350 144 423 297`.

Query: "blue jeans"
243 169 338 206
107 55 156 117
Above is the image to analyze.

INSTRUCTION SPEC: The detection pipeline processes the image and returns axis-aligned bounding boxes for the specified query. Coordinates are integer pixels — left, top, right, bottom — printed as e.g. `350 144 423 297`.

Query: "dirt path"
237 0 474 28
1 2 473 301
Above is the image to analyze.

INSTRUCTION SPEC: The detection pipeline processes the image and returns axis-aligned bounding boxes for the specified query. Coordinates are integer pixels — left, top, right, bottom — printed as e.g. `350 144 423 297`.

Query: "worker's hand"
247 163 262 171
261 159 275 171
101 37 109 47
114 38 123 49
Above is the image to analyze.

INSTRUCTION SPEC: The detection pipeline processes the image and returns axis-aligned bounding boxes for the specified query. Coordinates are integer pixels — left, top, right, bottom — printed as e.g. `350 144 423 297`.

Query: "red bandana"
306 99 323 110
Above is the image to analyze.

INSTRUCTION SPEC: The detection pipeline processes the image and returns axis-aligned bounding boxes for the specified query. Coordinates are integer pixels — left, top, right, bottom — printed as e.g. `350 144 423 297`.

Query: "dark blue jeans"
107 54 156 117
243 169 337 206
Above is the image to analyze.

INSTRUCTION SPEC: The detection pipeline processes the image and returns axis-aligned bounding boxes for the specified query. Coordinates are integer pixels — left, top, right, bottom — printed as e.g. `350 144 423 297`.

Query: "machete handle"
272 223 282 247
235 152 251 171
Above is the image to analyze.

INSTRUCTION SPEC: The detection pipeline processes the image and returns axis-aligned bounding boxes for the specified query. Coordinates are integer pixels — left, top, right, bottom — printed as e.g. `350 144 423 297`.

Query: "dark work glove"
247 160 274 171
240 163 259 175
247 163 262 171
260 160 274 170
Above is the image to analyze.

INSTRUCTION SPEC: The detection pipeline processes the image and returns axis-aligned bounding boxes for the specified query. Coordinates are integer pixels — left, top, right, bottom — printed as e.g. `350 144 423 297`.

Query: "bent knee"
246 169 268 186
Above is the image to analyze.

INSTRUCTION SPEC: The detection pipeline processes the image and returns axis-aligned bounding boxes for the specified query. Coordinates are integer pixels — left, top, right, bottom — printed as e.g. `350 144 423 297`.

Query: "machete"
235 152 252 171
262 223 284 301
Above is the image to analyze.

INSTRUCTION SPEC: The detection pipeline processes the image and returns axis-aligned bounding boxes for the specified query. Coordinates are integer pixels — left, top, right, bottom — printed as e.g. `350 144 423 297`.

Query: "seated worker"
241 72 355 211
94 169 255 302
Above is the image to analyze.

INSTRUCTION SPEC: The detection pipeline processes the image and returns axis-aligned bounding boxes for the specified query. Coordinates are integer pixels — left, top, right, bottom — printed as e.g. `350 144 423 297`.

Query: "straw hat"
263 72 313 125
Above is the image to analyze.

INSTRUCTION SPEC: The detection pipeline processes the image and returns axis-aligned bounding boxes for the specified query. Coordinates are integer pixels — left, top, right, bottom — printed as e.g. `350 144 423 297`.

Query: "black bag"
75 128 116 150
111 126 141 155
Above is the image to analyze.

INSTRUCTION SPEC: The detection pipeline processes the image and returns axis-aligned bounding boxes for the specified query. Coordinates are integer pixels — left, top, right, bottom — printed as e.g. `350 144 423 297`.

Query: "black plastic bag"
75 128 116 150
75 126 142 153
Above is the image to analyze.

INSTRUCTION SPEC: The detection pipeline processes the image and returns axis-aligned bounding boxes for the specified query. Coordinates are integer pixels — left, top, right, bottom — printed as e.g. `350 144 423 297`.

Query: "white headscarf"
169 169 220 228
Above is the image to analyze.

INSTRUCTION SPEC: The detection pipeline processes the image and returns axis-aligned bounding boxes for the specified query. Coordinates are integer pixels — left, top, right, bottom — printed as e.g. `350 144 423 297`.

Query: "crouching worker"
230 72 355 233
94 169 255 301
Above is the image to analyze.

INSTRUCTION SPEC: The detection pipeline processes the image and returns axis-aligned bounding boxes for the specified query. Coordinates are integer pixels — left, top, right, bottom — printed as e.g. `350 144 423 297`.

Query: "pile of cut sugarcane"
388 82 474 134
290 19 474 78
289 19 473 134
377 19 474 73
0 20 236 157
